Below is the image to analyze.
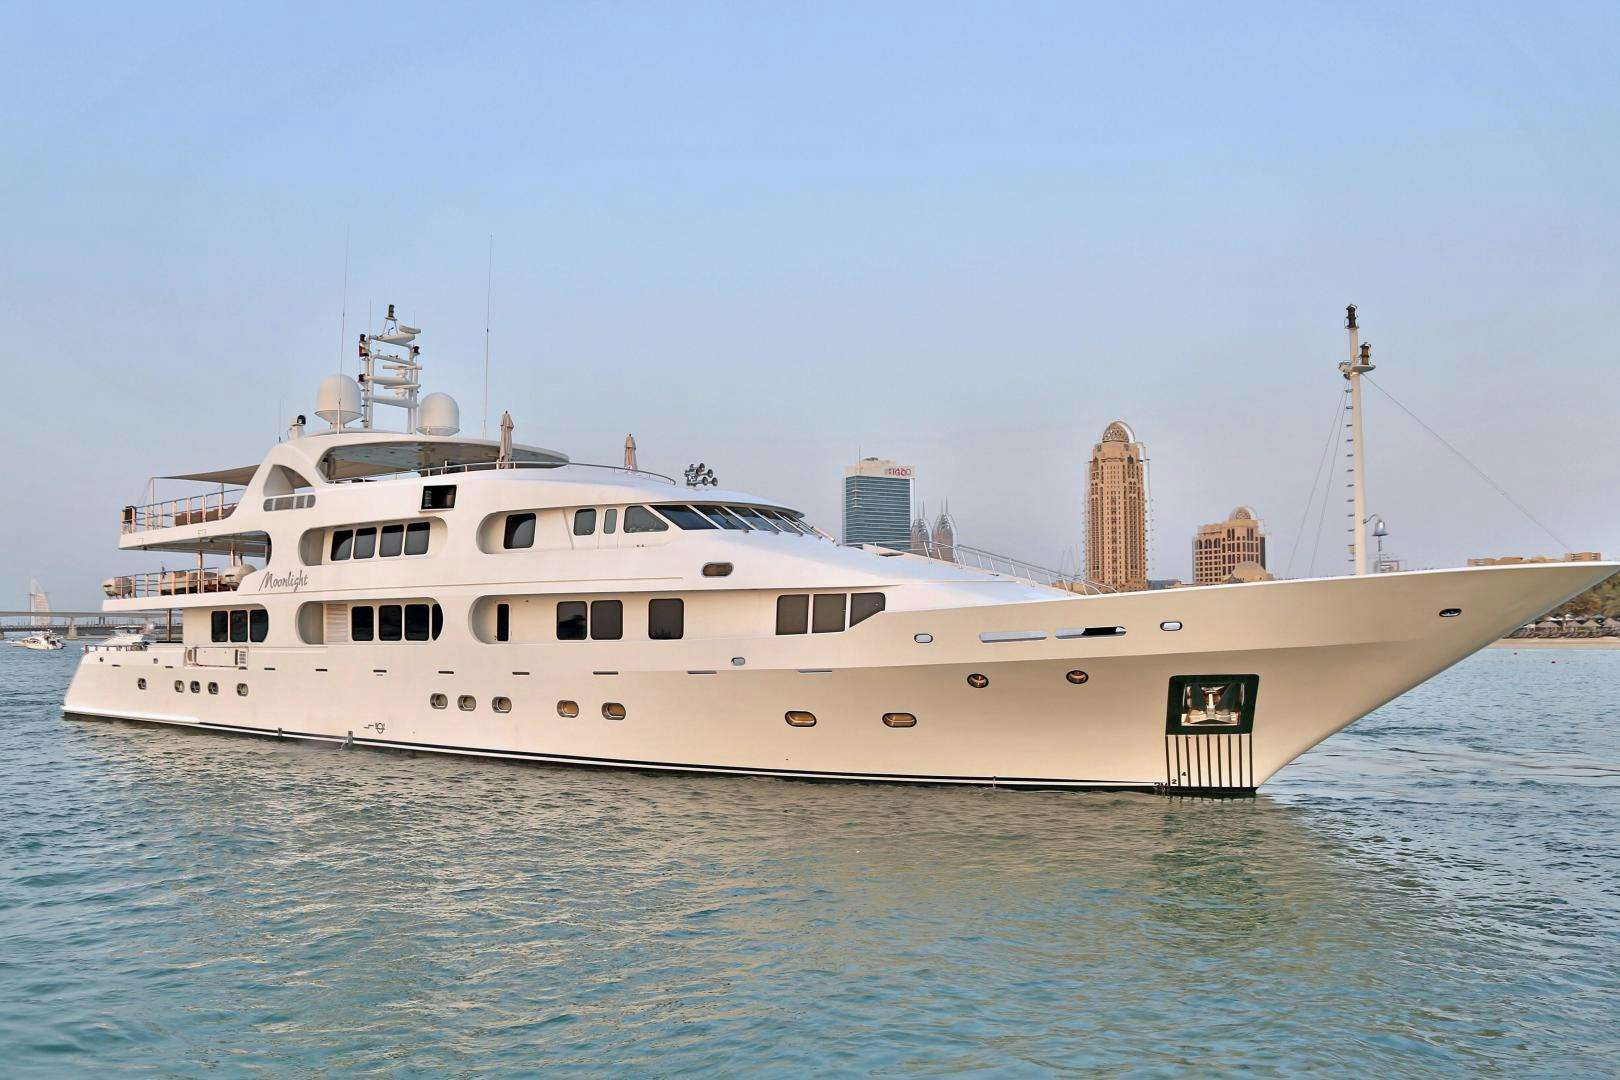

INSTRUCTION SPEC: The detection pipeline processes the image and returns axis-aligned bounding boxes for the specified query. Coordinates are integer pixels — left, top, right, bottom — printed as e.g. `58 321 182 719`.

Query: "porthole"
236 683 248 697
557 700 580 718
1066 670 1089 685
1439 608 1462 618
914 633 934 644
785 710 817 727
882 712 917 728
492 696 513 714
458 695 476 711
207 682 219 695
137 678 147 690
966 673 989 689
602 702 627 720
189 681 200 694
1160 620 1183 631
430 693 448 709
174 680 184 692
731 657 746 667
702 562 734 577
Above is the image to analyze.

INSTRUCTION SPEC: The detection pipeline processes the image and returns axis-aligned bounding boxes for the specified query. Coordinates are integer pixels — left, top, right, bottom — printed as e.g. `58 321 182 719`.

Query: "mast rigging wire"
1285 389 1347 578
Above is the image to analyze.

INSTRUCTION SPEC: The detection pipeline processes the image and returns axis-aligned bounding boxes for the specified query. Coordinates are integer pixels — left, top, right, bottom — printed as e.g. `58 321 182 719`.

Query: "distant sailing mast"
28 578 49 627
1340 305 1376 575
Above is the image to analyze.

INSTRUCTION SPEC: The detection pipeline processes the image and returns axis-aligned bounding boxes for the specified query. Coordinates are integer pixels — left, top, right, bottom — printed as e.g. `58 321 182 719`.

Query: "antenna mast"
483 235 493 439
358 303 424 432
1339 304 1375 575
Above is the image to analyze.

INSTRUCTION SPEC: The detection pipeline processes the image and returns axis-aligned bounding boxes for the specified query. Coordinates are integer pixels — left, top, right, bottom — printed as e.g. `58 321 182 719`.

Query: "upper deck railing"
853 539 1116 594
122 491 241 534
103 567 248 599
393 460 679 484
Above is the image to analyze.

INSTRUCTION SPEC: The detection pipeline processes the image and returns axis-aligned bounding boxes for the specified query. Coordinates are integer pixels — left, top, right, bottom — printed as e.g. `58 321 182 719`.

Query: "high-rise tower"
1085 421 1148 592
843 457 913 549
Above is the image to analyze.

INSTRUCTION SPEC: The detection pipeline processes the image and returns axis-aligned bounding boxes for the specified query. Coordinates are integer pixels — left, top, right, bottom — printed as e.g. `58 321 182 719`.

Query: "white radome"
315 374 363 428
416 392 461 437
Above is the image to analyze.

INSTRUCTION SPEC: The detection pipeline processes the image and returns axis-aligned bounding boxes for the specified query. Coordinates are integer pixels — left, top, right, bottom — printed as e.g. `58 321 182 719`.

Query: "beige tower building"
1085 421 1149 592
1194 506 1268 585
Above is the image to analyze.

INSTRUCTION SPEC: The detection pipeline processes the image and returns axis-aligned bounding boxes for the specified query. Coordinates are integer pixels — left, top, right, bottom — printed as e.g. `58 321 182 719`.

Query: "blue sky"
3 2 1617 606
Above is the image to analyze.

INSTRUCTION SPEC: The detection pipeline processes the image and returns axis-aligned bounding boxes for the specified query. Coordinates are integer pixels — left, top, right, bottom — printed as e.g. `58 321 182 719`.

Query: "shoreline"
1489 638 1620 650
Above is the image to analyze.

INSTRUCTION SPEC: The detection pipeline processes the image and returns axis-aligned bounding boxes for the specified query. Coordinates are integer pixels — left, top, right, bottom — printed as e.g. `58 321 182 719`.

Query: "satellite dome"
315 374 362 428
416 392 461 437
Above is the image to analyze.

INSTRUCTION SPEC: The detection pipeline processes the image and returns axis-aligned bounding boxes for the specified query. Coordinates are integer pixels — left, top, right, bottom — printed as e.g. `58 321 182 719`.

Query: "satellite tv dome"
416 392 461 437
315 374 362 428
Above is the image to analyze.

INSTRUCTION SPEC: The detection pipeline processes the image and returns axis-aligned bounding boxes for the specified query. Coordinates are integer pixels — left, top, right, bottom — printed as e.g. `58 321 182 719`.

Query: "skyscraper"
1085 421 1148 592
932 504 957 563
843 457 913 549
1193 506 1267 585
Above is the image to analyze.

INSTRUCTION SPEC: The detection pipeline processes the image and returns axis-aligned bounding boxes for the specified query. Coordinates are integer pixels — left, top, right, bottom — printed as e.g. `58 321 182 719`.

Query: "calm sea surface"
2 647 1618 1076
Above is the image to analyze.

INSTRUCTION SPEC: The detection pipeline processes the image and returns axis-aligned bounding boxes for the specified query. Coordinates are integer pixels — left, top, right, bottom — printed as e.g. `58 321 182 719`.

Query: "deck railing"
104 568 246 599
122 491 241 533
852 539 1115 594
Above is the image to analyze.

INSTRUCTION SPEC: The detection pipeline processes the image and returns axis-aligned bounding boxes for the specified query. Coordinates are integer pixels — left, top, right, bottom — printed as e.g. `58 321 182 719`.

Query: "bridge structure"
0 610 179 640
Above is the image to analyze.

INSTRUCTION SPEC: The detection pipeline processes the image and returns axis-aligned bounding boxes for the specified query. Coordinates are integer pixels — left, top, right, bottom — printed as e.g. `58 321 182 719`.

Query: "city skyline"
1086 421 1150 592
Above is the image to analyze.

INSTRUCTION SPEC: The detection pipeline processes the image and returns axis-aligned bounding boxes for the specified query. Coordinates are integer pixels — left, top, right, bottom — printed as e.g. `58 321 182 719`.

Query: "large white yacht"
65 307 1614 792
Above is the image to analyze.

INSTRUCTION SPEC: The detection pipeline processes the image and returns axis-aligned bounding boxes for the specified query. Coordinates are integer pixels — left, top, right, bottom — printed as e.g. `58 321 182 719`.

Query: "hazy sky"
3 3 1617 608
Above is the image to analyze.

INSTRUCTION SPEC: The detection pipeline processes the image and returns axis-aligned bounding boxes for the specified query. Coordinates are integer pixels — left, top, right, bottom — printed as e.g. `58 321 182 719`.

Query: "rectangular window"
404 603 430 641
623 506 667 533
760 509 803 533
379 604 403 641
573 508 597 536
557 601 587 641
812 593 846 634
656 504 718 530
496 602 510 642
504 513 536 549
352 527 377 559
331 529 354 561
603 508 618 534
351 605 374 641
249 609 268 643
776 594 809 635
421 485 456 510
648 598 683 640
404 521 430 555
732 507 780 532
591 599 623 640
379 523 404 558
229 609 249 643
850 592 886 626
695 504 748 530
211 610 229 643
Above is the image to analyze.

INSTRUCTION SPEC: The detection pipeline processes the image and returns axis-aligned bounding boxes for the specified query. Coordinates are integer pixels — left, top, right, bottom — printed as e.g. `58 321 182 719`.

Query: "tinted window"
351 605 374 641
573 509 596 536
656 504 718 530
557 601 587 641
603 508 618 534
249 609 269 642
404 603 430 641
229 609 248 643
379 604 403 641
331 529 354 561
591 599 623 640
404 522 430 555
421 485 456 510
505 512 536 549
732 507 780 532
813 594 846 634
431 603 443 640
379 523 404 557
352 527 377 559
695 504 748 530
624 506 668 533
762 510 805 534
850 592 886 627
496 602 510 642
776 594 809 635
211 610 228 643
649 598 683 640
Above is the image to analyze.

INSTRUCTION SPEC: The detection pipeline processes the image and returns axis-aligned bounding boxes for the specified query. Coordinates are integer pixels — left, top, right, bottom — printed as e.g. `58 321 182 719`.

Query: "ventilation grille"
1164 731 1253 791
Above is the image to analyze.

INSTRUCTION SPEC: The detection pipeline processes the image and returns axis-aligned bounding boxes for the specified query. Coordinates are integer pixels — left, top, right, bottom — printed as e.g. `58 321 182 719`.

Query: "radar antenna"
358 303 424 432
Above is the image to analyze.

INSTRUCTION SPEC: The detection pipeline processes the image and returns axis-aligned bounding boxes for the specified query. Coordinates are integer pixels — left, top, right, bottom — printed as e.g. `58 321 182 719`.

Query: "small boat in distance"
63 304 1616 793
13 631 66 651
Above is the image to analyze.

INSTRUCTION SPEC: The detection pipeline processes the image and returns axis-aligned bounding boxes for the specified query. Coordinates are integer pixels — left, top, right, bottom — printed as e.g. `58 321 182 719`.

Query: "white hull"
66 562 1610 792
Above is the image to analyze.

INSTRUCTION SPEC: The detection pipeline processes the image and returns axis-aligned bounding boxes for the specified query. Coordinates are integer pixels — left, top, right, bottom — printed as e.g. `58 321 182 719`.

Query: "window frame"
590 599 624 641
654 504 719 531
331 529 355 561
556 601 587 641
648 598 684 640
572 508 597 536
623 505 668 534
352 526 377 559
504 512 537 549
351 605 375 641
776 594 809 635
378 604 403 642
812 593 847 634
404 521 431 556
229 609 249 643
379 523 405 558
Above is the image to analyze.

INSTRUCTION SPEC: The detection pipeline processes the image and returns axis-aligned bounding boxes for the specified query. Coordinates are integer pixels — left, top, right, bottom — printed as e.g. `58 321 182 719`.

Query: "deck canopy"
318 437 568 480
159 465 260 487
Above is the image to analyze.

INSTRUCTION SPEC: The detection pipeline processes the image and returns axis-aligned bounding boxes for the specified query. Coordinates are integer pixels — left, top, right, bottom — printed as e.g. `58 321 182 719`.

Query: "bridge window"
331 529 355 561
695 504 749 530
732 507 780 533
623 506 667 534
504 513 536 549
850 592 886 627
656 504 718 530
573 509 596 536
648 598 683 640
379 523 404 558
352 527 377 560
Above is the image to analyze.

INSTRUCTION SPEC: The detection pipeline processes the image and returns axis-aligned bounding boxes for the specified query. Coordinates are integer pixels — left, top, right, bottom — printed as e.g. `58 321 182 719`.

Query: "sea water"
2 647 1617 1075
